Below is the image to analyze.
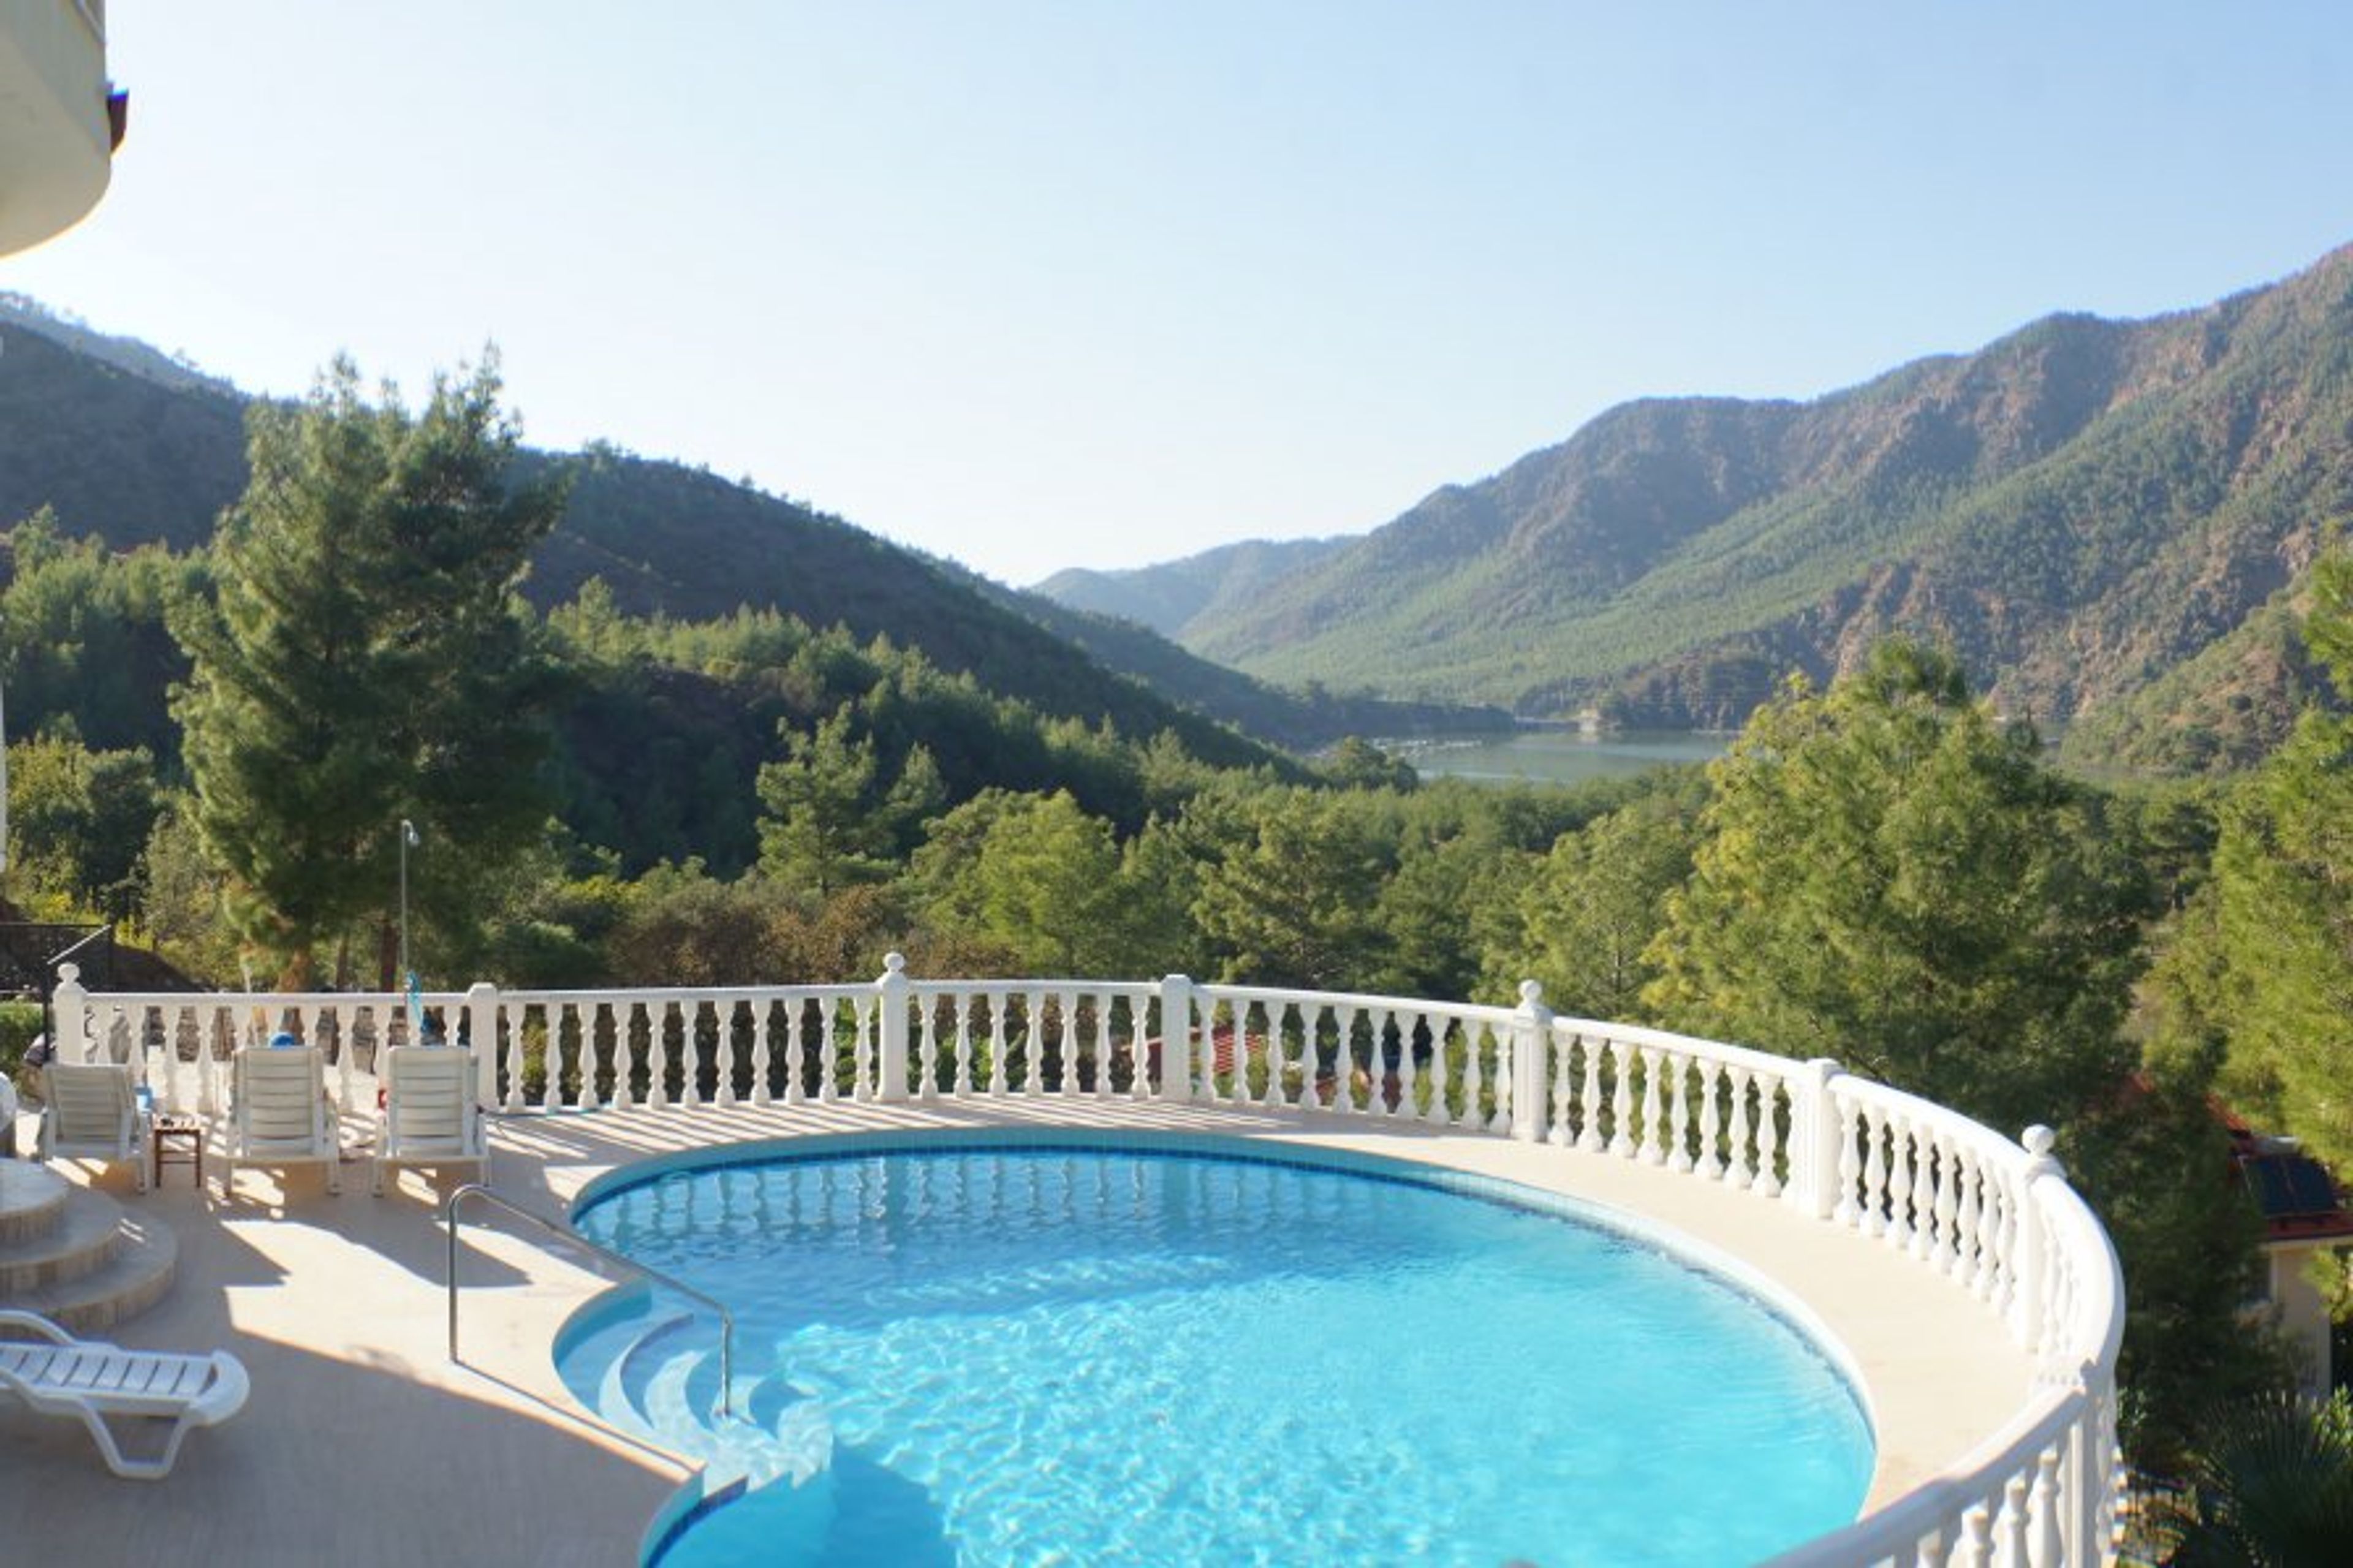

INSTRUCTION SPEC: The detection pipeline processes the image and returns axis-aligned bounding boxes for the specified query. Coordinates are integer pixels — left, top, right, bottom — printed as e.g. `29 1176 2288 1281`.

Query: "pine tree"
2185 546 2353 1172
1484 789 1699 1021
1644 639 2146 1134
1189 789 1391 990
962 790 1124 974
173 356 563 982
754 709 938 895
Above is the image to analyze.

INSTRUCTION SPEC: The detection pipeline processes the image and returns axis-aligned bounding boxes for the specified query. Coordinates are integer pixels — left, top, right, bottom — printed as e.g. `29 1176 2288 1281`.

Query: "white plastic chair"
373 1045 487 1195
0 1308 249 1478
216 1045 340 1197
38 1062 153 1191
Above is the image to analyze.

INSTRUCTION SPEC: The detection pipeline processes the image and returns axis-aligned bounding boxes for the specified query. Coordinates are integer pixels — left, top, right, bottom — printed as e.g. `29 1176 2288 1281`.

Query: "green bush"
1 999 45 1116
0 1001 44 1078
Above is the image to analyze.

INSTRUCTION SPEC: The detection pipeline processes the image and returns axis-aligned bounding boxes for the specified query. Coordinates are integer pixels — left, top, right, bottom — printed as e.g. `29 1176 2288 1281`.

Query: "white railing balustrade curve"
50 956 2125 1567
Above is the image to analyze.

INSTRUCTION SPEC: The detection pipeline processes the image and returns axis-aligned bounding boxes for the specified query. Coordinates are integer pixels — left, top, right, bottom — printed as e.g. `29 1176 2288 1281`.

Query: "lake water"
1401 729 1730 786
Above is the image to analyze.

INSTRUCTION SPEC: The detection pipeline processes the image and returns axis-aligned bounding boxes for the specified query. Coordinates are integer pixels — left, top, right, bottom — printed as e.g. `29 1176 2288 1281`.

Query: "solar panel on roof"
2243 1153 2345 1220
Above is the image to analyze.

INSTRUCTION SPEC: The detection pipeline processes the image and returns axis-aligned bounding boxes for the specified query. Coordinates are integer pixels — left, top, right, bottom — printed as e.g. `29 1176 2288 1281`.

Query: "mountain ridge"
1038 243 2353 758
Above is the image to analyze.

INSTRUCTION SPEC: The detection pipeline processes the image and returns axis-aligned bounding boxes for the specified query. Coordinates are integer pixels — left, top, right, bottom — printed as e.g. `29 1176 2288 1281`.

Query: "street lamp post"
398 819 420 1020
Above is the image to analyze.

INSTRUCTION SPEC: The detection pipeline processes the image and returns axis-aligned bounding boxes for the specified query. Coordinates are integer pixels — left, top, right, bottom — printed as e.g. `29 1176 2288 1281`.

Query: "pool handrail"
444 1182 736 1419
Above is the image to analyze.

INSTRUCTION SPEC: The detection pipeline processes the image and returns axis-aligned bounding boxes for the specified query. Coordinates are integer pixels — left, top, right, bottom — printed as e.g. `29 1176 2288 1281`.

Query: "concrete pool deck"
0 1099 2036 1566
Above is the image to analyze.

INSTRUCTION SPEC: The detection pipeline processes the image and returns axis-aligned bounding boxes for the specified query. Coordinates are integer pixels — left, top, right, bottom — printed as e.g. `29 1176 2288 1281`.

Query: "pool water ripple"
565 1145 1872 1566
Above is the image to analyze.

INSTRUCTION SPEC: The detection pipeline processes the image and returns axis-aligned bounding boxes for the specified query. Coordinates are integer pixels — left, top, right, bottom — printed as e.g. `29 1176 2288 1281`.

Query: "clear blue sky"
7 2 2351 586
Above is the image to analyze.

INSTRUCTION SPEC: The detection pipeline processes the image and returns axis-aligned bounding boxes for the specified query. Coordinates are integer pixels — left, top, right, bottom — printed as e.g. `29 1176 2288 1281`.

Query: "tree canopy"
1644 640 2148 1133
2152 548 2353 1173
1483 784 1701 1022
172 357 563 981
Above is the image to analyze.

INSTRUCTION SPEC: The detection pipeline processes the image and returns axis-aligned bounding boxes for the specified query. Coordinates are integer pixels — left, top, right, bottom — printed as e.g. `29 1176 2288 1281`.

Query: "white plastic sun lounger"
0 1309 249 1479
373 1045 488 1195
217 1043 340 1197
39 1061 153 1191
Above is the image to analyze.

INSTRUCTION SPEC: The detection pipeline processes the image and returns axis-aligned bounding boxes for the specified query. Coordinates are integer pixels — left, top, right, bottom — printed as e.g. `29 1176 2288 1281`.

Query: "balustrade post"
2012 1124 2062 1358
464 982 500 1106
1790 1056 1846 1219
51 962 93 1062
2080 1387 2119 1566
1510 980 1552 1142
1158 975 1194 1102
876 953 911 1101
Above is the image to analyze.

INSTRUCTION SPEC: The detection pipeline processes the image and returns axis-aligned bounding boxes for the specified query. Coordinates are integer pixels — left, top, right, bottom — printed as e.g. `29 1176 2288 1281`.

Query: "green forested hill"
944 561 1511 747
2052 591 2335 773
1036 534 1352 641
0 309 1330 763
1046 244 2353 757
0 309 248 548
518 449 1284 767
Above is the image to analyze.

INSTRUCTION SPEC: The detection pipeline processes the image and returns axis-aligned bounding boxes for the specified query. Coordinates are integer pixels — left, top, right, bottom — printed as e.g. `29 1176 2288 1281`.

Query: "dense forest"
4 350 2351 1539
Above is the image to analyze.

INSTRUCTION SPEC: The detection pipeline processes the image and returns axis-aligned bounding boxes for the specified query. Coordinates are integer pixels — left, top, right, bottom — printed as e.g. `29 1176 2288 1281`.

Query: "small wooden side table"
153 1115 205 1187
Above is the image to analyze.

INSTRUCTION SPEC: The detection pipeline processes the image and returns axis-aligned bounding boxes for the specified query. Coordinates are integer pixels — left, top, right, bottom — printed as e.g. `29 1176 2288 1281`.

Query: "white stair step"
571 1308 834 1494
605 1310 697 1430
0 1162 70 1246
0 1209 177 1335
556 1305 657 1415
636 1343 703 1430
0 1187 132 1293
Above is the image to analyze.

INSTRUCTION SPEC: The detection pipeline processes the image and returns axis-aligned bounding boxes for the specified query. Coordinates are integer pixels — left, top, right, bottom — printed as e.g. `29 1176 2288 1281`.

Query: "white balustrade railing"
49 955 2123 1567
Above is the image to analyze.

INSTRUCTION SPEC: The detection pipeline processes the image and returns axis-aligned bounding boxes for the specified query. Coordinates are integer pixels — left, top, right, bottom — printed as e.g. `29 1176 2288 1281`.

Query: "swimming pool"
560 1134 1874 1566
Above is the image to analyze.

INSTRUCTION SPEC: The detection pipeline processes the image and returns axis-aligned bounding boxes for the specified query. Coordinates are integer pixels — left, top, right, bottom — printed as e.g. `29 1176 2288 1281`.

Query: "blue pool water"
563 1139 1873 1566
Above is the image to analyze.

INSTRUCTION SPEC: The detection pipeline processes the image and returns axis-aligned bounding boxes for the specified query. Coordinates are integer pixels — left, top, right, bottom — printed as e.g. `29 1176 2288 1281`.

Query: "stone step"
0 1208 177 1337
608 1311 699 1428
574 1305 665 1428
0 1161 70 1246
0 1187 130 1294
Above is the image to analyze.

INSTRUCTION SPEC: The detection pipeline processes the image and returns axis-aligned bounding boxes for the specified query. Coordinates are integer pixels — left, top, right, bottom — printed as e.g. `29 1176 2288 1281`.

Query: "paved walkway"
0 1100 2035 1566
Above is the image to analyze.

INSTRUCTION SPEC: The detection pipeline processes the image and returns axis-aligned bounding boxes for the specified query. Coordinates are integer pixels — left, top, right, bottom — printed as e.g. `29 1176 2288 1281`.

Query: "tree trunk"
376 914 399 993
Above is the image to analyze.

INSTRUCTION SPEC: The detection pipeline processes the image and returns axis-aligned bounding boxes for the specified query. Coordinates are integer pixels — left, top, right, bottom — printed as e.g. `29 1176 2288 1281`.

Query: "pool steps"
572 1301 836 1497
0 1162 178 1335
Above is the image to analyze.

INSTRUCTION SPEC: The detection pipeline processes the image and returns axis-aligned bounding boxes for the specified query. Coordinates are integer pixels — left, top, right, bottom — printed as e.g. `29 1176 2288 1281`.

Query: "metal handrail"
444 1182 735 1418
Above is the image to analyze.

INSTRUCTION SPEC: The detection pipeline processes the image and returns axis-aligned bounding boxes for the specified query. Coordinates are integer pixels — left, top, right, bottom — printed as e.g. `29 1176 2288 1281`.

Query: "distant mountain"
942 561 1510 749
0 308 1290 771
1042 244 2353 763
1036 535 1351 642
